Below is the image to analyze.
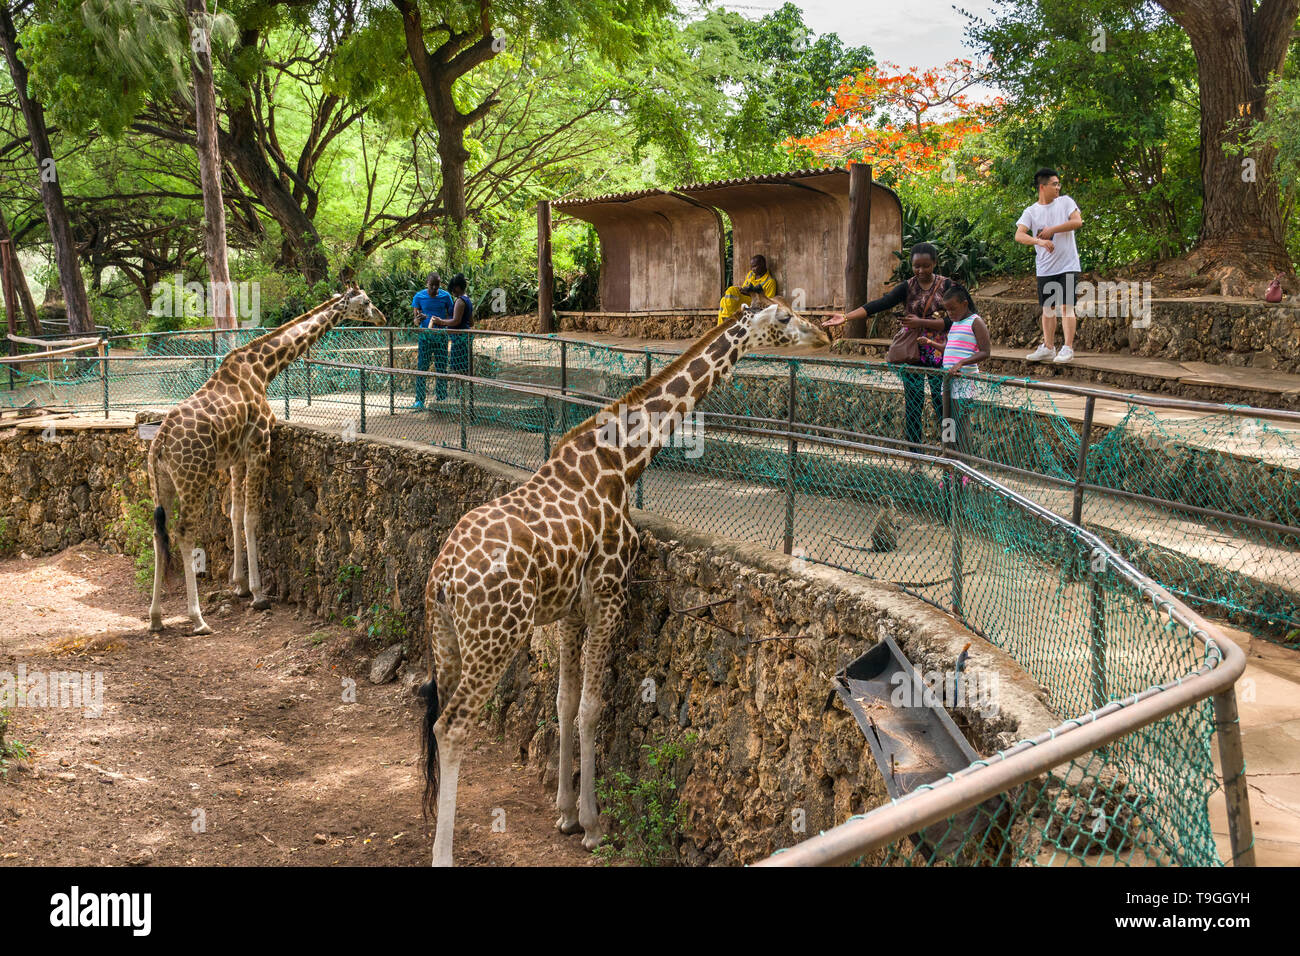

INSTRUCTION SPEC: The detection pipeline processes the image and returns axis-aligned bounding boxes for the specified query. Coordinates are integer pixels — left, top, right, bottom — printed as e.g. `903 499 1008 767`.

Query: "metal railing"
10 327 1257 865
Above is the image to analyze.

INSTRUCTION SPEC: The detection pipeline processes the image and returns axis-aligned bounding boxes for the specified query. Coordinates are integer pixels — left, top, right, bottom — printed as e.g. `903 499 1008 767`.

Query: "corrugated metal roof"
552 166 851 208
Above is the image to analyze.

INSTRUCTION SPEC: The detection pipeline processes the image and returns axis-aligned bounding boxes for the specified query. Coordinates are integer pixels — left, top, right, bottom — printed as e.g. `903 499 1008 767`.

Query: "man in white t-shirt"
1015 168 1084 363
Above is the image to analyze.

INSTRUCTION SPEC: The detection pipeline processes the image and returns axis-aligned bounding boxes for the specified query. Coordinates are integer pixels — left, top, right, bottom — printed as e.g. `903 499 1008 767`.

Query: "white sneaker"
1026 344 1056 361
1053 346 1075 363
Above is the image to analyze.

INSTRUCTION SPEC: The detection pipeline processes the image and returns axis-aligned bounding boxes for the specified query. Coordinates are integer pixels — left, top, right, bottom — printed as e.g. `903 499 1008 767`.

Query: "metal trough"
832 633 1009 862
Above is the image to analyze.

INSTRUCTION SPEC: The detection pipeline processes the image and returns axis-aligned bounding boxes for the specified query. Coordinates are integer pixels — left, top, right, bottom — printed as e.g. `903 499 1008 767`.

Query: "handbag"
886 277 944 364
1265 273 1284 303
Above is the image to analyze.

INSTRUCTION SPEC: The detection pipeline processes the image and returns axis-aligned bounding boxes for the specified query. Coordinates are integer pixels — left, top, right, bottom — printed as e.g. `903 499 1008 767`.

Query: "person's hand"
1038 237 1055 253
823 313 847 327
900 313 927 329
1037 225 1055 240
918 336 941 348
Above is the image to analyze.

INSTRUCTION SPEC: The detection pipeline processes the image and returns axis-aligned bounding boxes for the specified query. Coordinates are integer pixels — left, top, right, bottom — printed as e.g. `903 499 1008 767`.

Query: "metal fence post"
1214 688 1257 866
784 362 798 554
637 349 650 510
100 336 109 418
467 331 475 422
306 362 312 406
542 395 551 460
459 371 468 451
1089 567 1107 709
283 364 290 420
559 338 568 433
941 374 953 453
1072 395 1096 526
359 367 366 434
388 327 395 415
949 468 963 617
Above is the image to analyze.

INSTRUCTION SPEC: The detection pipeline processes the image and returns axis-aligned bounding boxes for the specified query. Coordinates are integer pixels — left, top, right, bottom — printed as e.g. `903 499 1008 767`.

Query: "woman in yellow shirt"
718 254 777 324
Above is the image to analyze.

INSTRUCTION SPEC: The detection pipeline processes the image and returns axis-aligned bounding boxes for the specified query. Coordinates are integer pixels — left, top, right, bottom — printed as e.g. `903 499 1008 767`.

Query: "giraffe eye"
779 314 791 324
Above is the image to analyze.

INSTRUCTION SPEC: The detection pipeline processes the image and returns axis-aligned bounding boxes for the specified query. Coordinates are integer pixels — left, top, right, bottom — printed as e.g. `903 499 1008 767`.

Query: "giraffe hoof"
581 831 606 852
556 816 582 835
192 622 214 636
234 585 251 598
149 620 164 633
251 598 271 611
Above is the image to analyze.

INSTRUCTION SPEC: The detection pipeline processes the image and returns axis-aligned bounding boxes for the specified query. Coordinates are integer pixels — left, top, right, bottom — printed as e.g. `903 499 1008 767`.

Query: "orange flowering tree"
786 58 1000 179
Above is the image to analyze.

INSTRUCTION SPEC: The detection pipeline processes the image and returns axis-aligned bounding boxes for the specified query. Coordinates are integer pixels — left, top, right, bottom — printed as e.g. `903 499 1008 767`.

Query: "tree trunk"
0 4 93 333
186 0 235 329
0 207 42 335
1156 0 1299 277
221 100 329 283
394 0 498 263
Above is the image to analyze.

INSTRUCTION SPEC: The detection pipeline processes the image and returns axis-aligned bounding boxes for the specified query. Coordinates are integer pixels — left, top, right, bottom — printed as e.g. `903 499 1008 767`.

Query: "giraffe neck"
567 320 754 488
248 304 348 383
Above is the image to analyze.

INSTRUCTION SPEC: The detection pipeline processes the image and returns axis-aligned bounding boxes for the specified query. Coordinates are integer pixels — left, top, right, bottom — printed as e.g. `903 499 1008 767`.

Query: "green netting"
12 326 1297 638
6 326 1271 865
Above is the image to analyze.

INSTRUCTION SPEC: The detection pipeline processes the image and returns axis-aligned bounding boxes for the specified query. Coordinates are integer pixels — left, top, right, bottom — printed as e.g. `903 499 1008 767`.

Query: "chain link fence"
3 324 1266 866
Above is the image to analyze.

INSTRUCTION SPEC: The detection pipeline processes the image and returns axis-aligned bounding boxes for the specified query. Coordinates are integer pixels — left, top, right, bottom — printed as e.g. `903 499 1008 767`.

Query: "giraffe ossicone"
147 287 386 634
418 298 830 866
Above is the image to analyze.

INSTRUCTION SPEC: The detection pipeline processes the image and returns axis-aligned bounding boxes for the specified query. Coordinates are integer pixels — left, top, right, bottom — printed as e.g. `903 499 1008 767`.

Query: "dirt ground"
0 542 593 867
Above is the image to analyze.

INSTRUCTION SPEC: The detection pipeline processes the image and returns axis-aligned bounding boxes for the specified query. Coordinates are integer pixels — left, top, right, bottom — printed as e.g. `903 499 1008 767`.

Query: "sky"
697 0 1006 71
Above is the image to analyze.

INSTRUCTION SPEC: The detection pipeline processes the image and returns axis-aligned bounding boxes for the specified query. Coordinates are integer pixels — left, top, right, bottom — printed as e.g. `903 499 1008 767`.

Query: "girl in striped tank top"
921 284 990 454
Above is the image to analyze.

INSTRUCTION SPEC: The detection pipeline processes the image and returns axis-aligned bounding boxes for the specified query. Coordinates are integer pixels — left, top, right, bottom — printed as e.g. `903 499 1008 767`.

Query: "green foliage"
890 206 1015 289
112 497 157 592
0 708 32 778
627 2 873 183
593 733 695 866
1242 71 1300 266
365 589 409 647
963 0 1202 266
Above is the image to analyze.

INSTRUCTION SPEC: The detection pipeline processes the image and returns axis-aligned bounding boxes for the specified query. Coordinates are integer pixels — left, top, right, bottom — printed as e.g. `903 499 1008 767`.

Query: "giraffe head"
337 286 387 325
736 298 831 350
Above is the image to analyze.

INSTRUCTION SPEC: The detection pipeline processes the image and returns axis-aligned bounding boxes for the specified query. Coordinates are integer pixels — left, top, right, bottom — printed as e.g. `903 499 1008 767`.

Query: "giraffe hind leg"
427 614 534 866
149 502 170 632
554 612 583 834
243 438 271 611
229 463 249 597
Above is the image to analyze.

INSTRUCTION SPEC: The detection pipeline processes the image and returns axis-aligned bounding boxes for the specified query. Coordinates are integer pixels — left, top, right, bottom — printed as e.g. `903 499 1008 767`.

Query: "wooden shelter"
537 166 904 336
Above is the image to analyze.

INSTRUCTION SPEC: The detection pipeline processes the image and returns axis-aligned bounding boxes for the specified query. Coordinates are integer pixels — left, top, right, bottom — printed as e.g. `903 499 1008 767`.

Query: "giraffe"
418 297 830 866
147 287 386 634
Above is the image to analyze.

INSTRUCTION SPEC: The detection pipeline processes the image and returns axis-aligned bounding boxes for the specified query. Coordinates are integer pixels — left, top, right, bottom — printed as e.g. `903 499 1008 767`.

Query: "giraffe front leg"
244 443 271 611
577 591 623 851
554 614 583 834
229 463 249 597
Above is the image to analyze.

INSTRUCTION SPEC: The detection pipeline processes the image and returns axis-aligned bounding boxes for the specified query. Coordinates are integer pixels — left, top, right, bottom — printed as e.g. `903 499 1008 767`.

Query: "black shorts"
1037 272 1079 310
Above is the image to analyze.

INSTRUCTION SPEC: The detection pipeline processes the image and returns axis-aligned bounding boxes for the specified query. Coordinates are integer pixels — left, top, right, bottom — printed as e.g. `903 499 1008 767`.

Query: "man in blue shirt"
411 271 455 407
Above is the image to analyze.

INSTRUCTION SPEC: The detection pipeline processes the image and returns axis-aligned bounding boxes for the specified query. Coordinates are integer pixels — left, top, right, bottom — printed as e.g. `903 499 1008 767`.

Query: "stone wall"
0 417 1059 864
977 297 1300 373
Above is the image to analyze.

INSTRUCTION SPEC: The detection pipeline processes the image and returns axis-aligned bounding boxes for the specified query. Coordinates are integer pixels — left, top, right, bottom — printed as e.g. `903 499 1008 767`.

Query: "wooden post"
538 200 555 334
0 216 40 334
1 240 18 391
844 163 872 339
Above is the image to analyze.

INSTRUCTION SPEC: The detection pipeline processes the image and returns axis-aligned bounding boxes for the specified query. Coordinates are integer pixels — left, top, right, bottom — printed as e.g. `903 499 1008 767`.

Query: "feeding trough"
832 633 1011 862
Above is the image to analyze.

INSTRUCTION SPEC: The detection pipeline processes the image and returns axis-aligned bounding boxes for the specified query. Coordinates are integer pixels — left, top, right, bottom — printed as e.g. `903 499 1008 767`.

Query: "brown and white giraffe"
419 298 830 866
148 288 386 634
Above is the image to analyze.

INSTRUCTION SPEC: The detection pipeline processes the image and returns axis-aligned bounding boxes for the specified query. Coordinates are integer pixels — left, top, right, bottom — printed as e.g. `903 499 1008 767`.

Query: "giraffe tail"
153 505 172 579
418 677 441 820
